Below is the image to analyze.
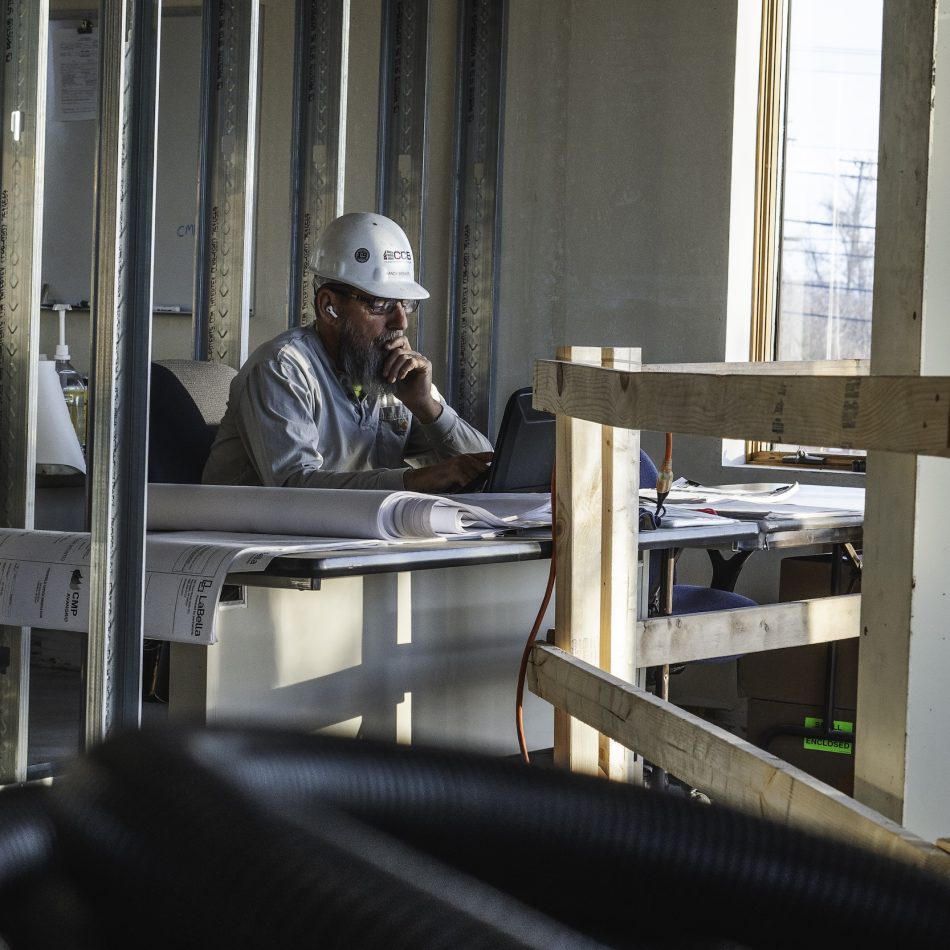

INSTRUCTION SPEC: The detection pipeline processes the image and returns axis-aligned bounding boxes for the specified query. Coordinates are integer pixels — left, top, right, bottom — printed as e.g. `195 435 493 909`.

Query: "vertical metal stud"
194 0 259 366
448 0 507 433
377 0 430 342
84 0 161 745
289 0 348 328
0 0 48 783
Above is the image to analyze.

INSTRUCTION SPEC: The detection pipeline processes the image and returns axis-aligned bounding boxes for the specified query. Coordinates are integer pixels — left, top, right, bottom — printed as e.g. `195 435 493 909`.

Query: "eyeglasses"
323 284 420 316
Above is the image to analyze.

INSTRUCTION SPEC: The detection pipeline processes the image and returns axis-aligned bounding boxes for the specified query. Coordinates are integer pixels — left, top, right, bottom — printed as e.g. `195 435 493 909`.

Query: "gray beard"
338 322 403 398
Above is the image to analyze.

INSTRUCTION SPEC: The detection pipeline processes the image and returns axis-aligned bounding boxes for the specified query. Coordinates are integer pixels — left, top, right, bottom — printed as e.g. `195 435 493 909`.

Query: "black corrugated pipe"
2 726 948 949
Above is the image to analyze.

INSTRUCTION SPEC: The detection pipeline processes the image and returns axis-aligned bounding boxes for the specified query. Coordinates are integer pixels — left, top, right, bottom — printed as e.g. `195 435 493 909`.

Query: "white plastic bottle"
53 304 87 453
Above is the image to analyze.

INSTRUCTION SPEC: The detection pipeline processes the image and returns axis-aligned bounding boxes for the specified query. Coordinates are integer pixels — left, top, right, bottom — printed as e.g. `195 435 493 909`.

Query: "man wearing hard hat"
203 212 493 492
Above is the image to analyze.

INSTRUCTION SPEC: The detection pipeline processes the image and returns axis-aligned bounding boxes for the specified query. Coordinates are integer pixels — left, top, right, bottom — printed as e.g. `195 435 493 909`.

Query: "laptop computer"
458 387 555 493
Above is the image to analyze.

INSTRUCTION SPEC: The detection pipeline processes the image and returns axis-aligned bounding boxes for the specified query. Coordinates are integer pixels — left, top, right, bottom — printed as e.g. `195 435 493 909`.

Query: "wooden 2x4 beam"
533 359 950 457
636 595 860 667
527 643 950 877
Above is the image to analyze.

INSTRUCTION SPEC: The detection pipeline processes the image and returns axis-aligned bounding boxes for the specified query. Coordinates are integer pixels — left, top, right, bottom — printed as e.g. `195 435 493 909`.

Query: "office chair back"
148 359 237 484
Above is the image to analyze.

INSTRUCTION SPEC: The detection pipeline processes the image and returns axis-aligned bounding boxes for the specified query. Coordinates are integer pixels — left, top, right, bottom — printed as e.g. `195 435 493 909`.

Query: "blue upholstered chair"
640 450 755 792
640 449 756 618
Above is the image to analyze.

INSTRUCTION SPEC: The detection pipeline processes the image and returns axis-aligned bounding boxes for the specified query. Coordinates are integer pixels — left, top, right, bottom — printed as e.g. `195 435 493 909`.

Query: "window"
744 0 882 467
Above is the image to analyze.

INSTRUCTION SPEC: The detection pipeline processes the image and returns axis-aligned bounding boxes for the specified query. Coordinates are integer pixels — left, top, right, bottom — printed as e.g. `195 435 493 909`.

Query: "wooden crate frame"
527 350 950 878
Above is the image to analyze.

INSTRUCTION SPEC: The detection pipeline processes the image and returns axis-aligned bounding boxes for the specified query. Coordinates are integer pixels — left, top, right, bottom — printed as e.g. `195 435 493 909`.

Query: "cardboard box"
669 659 740 712
746 698 856 795
777 552 862 601
738 554 860 707
738 639 858 707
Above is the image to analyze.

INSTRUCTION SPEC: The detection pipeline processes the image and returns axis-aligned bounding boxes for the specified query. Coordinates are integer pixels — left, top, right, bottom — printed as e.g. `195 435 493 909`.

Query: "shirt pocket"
379 398 411 432
375 400 412 464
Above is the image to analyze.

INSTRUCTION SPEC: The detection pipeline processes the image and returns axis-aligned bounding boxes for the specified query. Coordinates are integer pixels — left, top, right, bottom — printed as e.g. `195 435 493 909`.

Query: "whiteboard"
41 12 202 312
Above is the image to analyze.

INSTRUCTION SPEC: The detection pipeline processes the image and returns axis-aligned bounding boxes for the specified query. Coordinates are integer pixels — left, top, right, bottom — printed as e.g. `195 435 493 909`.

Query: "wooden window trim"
747 0 789 462
745 0 866 471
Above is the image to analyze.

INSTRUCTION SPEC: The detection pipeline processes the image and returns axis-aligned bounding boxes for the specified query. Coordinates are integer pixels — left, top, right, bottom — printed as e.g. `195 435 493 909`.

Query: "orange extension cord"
515 434 674 765
515 467 557 765
656 432 674 513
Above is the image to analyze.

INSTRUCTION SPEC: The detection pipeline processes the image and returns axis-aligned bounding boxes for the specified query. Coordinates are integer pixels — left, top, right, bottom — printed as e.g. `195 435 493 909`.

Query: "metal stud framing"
0 0 47 783
84 0 161 745
289 0 348 327
194 0 259 365
448 0 507 433
377 0 430 343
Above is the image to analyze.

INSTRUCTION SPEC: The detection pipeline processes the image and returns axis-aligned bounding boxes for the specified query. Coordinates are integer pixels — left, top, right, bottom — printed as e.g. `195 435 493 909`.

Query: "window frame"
743 0 875 472
747 0 788 464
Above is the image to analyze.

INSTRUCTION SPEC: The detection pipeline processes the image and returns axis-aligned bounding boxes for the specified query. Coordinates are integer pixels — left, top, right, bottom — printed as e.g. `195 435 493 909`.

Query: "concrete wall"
40 2 742 440
498 1 738 383
497 0 739 471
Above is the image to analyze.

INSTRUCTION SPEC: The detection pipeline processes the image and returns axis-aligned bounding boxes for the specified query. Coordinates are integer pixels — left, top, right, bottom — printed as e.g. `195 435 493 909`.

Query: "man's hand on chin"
381 336 442 422
403 452 494 494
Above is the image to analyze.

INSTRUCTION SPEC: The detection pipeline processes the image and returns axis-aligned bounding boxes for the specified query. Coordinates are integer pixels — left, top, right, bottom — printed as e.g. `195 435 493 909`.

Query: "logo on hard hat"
383 249 412 262
354 247 370 263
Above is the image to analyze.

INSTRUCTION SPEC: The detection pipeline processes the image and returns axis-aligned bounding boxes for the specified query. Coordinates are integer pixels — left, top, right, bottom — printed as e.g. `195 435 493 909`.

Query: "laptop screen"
482 387 554 493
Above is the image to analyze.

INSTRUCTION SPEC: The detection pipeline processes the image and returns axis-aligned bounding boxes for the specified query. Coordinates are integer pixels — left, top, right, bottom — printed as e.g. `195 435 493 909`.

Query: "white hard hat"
308 212 430 300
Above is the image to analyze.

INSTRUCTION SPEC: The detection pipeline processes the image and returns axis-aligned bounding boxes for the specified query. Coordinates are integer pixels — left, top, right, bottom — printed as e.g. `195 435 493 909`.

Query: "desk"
166 489 862 758
737 484 864 553
715 484 864 588
167 525 759 755
230 535 554 590
169 536 560 756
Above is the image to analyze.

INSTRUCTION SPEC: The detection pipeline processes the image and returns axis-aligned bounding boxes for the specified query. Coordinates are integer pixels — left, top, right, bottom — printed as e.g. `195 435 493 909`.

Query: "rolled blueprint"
147 483 551 541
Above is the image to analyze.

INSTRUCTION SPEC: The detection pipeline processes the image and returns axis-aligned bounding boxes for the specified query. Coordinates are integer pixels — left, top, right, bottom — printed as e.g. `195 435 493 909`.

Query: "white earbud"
327 305 338 319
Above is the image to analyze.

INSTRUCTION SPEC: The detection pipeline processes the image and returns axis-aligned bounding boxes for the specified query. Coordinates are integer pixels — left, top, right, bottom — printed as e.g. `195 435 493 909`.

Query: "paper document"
441 492 552 525
641 480 800 506
148 484 551 540
51 27 99 121
0 528 378 646
641 481 863 521
654 506 742 529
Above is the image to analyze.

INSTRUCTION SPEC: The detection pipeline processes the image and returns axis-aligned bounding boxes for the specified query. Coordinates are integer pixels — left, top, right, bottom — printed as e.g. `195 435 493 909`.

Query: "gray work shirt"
202 325 491 490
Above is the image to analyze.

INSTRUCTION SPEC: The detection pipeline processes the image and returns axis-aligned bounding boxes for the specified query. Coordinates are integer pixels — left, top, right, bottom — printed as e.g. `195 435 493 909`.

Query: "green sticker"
803 716 854 755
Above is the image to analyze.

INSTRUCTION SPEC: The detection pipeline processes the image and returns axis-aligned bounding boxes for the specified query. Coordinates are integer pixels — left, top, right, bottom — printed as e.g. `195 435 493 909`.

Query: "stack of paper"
148 484 552 541
641 479 863 520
